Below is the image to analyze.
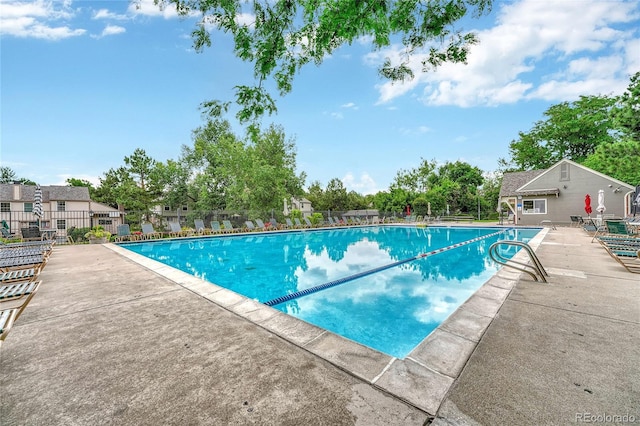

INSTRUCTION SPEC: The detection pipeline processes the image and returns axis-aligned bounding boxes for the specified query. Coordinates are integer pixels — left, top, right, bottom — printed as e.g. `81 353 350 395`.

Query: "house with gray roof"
0 183 123 240
499 159 636 226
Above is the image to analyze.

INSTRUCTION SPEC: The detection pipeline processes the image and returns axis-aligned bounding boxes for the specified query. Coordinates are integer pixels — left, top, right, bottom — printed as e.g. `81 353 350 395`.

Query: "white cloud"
128 0 180 19
0 0 85 40
342 172 378 195
367 0 640 107
93 9 129 21
341 102 357 109
91 24 126 39
399 125 431 136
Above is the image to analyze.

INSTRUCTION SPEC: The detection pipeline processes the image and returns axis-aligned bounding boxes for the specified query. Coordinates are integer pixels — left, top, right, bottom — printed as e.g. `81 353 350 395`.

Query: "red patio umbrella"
584 194 592 216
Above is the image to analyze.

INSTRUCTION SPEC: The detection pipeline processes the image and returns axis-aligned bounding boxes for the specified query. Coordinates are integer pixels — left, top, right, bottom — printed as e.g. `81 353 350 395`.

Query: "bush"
70 227 90 243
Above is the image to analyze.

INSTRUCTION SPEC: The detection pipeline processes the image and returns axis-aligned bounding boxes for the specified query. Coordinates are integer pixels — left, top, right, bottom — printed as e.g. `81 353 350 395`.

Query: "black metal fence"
2 209 412 244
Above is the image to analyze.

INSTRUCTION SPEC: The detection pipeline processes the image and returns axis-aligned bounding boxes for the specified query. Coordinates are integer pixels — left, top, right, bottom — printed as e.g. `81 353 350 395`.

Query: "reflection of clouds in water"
295 240 393 290
292 242 499 326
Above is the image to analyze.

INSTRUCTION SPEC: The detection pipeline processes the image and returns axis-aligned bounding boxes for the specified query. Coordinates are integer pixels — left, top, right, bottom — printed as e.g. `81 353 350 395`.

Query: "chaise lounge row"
0 239 52 343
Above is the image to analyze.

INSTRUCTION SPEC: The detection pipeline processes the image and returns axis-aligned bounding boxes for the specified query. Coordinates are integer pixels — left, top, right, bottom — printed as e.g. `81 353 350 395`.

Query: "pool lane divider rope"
264 228 514 307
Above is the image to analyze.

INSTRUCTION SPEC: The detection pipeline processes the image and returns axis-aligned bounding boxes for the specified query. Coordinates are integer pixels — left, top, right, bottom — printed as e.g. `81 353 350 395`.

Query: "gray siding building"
499 159 636 226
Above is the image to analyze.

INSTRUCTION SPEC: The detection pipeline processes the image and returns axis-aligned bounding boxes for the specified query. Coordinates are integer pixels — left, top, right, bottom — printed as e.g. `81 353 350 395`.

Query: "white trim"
516 159 635 192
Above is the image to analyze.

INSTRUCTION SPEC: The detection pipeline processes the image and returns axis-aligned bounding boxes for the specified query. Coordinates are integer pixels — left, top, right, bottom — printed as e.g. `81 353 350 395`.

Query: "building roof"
499 170 546 197
499 159 635 199
0 184 91 202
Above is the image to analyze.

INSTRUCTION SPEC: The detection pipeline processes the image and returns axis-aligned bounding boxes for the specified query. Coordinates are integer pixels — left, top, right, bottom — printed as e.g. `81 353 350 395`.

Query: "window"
560 163 570 181
164 206 170 211
523 199 547 214
57 219 66 230
98 219 113 226
1 202 10 212
57 201 66 212
24 202 33 212
182 205 188 211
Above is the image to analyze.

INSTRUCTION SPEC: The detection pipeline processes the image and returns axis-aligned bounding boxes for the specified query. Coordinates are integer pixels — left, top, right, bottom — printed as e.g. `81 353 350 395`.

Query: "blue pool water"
122 226 539 358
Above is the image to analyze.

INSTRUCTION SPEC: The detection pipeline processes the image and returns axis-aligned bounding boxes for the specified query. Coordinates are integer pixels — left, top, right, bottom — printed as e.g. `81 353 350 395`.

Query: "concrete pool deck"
1 226 638 425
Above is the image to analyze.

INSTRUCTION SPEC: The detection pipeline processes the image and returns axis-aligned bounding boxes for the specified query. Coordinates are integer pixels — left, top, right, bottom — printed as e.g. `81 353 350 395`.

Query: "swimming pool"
121 226 539 358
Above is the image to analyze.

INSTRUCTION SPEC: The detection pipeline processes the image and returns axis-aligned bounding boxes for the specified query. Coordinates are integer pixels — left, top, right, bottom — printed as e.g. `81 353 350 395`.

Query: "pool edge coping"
104 225 549 415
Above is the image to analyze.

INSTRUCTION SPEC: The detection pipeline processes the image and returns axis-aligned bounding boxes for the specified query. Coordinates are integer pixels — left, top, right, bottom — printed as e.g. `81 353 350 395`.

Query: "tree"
0 167 17 183
93 149 164 221
583 140 640 185
66 178 93 188
500 95 617 170
610 71 640 141
160 0 492 122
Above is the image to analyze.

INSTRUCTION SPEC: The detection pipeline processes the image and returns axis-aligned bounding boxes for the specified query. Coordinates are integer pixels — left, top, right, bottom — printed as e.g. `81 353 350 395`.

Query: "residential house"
499 159 636 226
291 197 313 217
0 183 124 240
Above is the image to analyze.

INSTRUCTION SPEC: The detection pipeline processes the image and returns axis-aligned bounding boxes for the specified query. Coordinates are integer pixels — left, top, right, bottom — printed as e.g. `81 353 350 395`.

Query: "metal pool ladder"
489 240 549 282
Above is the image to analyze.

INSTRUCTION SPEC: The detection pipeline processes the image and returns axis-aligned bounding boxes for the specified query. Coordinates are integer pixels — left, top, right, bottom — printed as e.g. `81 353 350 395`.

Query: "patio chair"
210 221 224 234
0 308 19 343
294 218 305 228
569 215 584 227
0 254 48 273
255 219 271 231
115 224 135 242
194 219 210 235
245 220 257 231
0 279 41 319
0 268 38 284
269 218 283 229
222 220 241 233
141 223 162 240
598 242 640 274
1 228 17 239
20 227 42 242
285 218 295 229
304 217 314 228
168 222 190 238
605 220 636 237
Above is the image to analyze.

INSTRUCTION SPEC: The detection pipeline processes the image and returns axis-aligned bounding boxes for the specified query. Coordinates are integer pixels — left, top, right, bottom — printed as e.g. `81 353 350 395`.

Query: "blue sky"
1 0 639 194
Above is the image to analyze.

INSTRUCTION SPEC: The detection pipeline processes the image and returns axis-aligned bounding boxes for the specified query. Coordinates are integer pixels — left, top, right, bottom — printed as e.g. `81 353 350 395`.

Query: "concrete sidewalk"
1 227 638 425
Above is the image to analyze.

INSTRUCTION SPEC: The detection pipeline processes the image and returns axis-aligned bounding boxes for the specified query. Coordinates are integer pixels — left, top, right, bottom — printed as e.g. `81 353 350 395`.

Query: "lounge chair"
245 220 257 231
0 268 38 284
605 220 636 237
115 224 136 242
222 220 241 233
255 219 271 231
210 221 225 234
1 228 17 239
0 308 19 343
20 227 42 242
194 219 210 235
285 218 295 229
269 218 282 229
569 215 584 227
597 241 640 274
141 223 163 240
0 280 42 320
168 222 192 237
304 217 314 228
0 253 48 273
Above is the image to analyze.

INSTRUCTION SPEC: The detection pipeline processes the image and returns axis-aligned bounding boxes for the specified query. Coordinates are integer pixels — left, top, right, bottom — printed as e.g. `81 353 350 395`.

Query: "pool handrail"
489 240 548 282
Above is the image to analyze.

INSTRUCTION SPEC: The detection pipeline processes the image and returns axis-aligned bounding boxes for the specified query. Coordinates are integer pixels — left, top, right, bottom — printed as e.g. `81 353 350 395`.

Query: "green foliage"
0 166 17 183
583 140 640 185
500 95 617 170
70 227 90 243
610 71 640 141
309 212 324 226
158 0 491 122
84 226 112 240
